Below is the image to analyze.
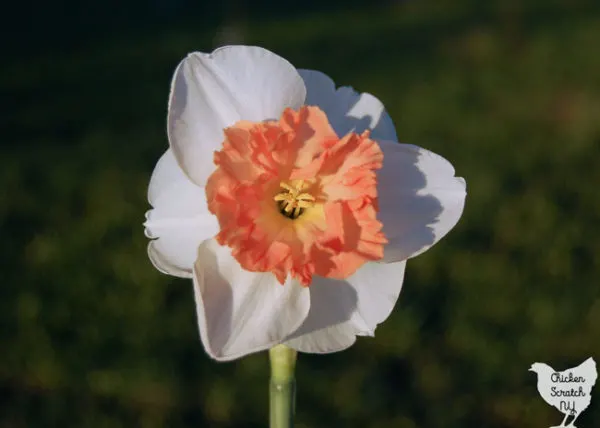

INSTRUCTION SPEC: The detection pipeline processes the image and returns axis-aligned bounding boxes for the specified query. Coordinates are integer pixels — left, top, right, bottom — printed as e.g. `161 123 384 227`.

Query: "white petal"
168 46 307 186
193 239 310 361
147 148 188 206
145 150 219 278
377 141 467 262
346 260 407 331
284 322 357 354
298 69 397 141
283 275 358 353
284 261 406 353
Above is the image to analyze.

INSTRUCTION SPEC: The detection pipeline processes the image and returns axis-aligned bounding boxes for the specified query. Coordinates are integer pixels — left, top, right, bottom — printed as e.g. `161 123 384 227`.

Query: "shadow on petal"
169 65 188 126
300 69 397 141
378 142 464 263
194 245 234 356
285 276 359 341
339 111 373 138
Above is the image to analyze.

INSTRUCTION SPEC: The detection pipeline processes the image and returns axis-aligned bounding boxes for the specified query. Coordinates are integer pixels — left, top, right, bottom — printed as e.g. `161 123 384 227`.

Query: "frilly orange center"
205 106 387 286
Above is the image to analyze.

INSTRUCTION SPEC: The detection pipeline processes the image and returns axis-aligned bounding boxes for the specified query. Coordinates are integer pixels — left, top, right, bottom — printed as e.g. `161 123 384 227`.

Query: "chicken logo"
529 357 597 427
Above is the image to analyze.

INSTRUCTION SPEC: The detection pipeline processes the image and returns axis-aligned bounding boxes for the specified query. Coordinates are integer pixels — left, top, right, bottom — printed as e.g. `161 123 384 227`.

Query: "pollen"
274 180 316 219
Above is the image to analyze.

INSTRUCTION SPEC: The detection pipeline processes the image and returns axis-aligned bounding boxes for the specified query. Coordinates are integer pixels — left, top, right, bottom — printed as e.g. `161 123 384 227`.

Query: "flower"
144 46 466 361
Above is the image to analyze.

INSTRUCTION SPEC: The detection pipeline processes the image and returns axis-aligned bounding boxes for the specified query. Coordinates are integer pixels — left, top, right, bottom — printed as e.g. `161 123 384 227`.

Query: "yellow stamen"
274 180 316 219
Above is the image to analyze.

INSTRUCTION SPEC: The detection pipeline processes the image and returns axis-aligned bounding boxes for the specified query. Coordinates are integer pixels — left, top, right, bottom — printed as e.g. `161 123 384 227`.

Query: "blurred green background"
2 0 600 426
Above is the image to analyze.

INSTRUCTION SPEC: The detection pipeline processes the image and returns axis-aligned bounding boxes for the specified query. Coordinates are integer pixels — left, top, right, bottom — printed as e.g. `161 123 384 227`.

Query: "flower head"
144 46 466 361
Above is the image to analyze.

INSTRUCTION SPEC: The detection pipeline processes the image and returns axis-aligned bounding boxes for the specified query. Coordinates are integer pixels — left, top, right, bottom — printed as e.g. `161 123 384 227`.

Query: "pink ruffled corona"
205 106 387 286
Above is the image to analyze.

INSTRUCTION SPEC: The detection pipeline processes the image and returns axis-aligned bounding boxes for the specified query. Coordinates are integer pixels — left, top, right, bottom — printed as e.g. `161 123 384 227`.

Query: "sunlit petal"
169 46 307 186
145 150 219 277
193 239 311 361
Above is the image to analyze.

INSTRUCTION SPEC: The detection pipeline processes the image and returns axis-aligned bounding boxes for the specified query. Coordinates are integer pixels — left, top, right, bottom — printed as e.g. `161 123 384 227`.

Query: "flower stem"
269 344 297 428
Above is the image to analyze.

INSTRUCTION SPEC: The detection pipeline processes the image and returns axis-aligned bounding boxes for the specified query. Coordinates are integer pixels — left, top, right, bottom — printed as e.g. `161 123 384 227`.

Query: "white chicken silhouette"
529 357 597 428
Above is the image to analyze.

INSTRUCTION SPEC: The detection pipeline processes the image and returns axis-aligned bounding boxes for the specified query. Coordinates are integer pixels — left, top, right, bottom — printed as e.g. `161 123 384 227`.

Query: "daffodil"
144 45 466 361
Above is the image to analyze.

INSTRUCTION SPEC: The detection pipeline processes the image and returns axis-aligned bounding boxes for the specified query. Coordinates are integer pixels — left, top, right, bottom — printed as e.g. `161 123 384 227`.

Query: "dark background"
2 0 600 426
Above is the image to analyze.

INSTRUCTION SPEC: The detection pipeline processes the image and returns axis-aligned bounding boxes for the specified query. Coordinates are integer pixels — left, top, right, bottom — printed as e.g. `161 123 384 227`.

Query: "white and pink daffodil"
144 46 466 361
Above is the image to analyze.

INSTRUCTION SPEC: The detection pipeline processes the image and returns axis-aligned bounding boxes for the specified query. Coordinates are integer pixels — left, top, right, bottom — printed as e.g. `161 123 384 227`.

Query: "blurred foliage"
2 0 600 427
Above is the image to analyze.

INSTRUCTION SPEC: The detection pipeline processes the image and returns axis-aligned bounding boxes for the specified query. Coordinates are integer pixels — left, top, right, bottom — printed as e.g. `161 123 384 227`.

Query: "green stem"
269 345 297 428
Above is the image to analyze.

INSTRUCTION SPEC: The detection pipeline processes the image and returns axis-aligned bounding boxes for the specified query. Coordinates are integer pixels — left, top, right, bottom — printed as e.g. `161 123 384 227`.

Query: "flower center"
273 180 315 220
205 106 387 286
